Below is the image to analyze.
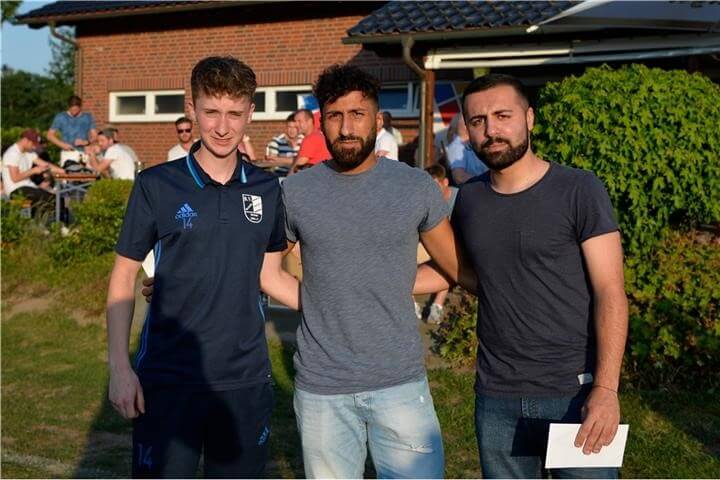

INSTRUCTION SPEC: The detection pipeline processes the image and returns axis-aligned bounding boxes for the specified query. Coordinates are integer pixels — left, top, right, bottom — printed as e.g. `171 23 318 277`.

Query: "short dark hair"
191 56 257 102
425 164 447 181
175 116 192 127
98 128 115 141
462 74 530 116
68 95 82 107
295 108 313 121
286 113 297 122
313 64 380 112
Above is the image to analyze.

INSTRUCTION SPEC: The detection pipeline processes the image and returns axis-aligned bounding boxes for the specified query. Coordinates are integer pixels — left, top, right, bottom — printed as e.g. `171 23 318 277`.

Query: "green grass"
2 308 718 477
2 231 718 477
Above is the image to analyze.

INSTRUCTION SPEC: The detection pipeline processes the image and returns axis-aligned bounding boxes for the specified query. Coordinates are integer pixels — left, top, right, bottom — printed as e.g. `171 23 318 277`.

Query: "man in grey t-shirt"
282 65 456 478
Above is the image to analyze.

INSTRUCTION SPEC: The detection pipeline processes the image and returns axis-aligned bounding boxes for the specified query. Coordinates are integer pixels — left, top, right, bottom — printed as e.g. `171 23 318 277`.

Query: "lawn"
1 241 718 478
2 309 719 478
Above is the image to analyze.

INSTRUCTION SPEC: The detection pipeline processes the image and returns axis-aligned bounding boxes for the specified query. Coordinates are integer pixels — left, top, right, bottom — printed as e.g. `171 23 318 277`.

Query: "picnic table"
53 172 98 223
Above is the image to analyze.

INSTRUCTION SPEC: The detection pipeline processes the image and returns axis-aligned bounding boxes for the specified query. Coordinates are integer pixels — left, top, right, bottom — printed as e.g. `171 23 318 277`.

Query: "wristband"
592 384 618 394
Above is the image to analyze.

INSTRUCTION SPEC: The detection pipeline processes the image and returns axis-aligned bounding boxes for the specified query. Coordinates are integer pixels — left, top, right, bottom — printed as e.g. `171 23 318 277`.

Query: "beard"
471 130 530 171
326 129 377 170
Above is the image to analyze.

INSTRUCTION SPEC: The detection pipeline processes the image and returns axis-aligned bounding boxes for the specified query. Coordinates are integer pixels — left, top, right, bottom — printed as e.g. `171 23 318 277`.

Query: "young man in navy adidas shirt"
106 56 299 478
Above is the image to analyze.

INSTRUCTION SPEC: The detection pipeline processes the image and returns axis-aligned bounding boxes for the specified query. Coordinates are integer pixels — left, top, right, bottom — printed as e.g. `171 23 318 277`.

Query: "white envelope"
545 423 629 469
141 250 155 278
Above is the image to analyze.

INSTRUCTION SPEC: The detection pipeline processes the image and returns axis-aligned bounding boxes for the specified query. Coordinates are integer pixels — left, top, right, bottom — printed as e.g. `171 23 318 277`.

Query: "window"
109 90 186 122
252 85 313 120
378 83 417 117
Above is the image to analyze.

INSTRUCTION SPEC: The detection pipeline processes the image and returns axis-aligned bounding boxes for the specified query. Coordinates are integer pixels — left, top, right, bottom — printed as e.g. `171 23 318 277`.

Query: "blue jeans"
475 388 618 479
294 377 445 478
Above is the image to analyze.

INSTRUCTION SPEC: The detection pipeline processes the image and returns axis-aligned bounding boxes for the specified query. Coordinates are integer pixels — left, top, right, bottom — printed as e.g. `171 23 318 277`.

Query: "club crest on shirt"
243 194 263 223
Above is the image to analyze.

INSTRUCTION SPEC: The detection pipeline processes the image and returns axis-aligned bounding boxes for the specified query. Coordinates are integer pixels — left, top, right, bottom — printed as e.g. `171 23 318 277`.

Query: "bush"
534 64 720 259
624 232 720 390
431 290 478 367
1 198 33 244
49 179 133 263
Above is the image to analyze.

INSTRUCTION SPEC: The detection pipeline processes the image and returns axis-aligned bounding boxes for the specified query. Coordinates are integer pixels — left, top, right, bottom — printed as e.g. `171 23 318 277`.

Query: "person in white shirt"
88 129 135 180
167 116 194 161
382 111 404 146
375 116 399 161
2 129 64 214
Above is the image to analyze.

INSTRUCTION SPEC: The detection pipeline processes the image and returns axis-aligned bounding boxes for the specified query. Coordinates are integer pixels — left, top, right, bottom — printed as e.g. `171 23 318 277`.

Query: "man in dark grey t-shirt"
416 74 628 479
283 65 456 478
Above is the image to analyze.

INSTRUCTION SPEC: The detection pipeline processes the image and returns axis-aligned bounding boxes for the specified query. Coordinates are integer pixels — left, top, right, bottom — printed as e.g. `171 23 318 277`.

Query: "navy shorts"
132 382 273 478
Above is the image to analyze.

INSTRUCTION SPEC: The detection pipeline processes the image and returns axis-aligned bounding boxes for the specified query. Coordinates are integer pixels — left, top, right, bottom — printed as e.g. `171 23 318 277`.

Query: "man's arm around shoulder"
416 218 478 294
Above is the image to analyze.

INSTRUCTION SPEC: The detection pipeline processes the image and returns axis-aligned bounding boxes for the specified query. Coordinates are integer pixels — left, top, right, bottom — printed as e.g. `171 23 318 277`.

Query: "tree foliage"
48 27 76 84
2 0 22 24
1 66 73 132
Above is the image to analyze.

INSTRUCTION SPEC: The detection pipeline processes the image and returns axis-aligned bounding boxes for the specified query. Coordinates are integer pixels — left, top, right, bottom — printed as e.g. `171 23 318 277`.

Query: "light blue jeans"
294 377 445 478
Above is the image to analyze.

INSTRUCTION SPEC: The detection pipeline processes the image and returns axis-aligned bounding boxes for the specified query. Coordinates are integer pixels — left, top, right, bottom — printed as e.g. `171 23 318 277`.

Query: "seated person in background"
1 129 64 215
238 134 256 161
264 113 304 176
446 113 487 185
87 129 136 180
414 164 459 323
375 111 399 161
105 126 140 169
167 116 194 161
290 108 331 173
47 95 97 155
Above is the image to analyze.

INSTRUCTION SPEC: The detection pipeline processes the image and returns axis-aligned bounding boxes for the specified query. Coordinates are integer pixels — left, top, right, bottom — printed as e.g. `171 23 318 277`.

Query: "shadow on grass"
72 306 307 478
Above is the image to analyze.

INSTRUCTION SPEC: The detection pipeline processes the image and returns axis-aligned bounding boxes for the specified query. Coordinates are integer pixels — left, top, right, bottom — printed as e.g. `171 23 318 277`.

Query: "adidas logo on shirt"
175 203 198 229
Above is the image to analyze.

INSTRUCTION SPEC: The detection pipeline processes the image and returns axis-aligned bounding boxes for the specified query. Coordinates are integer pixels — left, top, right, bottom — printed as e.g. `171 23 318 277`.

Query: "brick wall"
75 4 419 166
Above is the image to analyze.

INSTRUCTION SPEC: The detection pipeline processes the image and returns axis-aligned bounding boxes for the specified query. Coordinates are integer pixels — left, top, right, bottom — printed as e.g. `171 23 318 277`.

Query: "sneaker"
428 303 444 324
414 301 422 320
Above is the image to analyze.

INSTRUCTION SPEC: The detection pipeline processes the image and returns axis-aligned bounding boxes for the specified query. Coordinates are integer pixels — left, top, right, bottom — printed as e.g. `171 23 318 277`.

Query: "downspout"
49 21 81 96
402 36 433 168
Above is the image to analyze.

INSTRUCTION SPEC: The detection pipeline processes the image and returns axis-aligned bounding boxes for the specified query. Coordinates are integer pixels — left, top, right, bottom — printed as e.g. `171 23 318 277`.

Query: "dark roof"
347 1 575 37
14 1 237 24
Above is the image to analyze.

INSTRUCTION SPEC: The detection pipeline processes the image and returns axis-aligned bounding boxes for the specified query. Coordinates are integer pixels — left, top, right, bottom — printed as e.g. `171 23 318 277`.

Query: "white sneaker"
428 303 444 324
414 301 422 320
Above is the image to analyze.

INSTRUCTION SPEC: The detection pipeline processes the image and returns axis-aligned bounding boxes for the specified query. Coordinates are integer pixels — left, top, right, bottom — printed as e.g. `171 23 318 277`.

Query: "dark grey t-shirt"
452 162 618 396
283 158 448 394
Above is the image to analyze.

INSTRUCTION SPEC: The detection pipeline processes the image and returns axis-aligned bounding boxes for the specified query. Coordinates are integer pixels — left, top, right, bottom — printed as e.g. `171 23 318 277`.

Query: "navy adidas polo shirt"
115 142 286 391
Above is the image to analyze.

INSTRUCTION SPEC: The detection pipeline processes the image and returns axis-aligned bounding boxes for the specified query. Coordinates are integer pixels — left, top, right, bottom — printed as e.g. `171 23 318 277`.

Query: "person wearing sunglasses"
167 116 195 161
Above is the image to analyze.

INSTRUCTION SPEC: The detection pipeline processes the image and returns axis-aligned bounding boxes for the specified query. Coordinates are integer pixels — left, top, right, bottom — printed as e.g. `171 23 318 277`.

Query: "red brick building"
17 1 422 166
17 1 720 168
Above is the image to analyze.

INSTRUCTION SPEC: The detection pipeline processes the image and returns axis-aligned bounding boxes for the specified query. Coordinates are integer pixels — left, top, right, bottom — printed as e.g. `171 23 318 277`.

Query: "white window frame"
109 90 186 122
252 85 313 121
379 82 418 118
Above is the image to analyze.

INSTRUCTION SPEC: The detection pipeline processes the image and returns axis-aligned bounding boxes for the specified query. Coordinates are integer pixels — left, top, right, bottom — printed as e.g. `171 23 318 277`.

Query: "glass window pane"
253 91 266 112
117 95 145 115
155 94 185 114
276 90 311 112
379 87 409 111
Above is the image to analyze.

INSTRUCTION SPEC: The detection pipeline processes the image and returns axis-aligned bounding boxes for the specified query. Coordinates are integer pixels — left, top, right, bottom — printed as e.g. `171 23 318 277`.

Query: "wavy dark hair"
313 64 380 112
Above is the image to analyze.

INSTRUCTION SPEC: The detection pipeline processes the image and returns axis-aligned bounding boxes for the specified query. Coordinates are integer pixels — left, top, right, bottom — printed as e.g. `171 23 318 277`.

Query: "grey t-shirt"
283 158 448 394
452 162 619 396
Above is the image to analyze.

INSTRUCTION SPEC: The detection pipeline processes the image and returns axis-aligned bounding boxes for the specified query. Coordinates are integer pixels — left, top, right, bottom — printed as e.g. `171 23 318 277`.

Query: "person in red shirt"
290 108 331 173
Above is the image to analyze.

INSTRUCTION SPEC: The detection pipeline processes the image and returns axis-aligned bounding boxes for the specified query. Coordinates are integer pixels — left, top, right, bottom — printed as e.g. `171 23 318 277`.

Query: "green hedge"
625 232 719 388
533 64 720 259
49 179 134 263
